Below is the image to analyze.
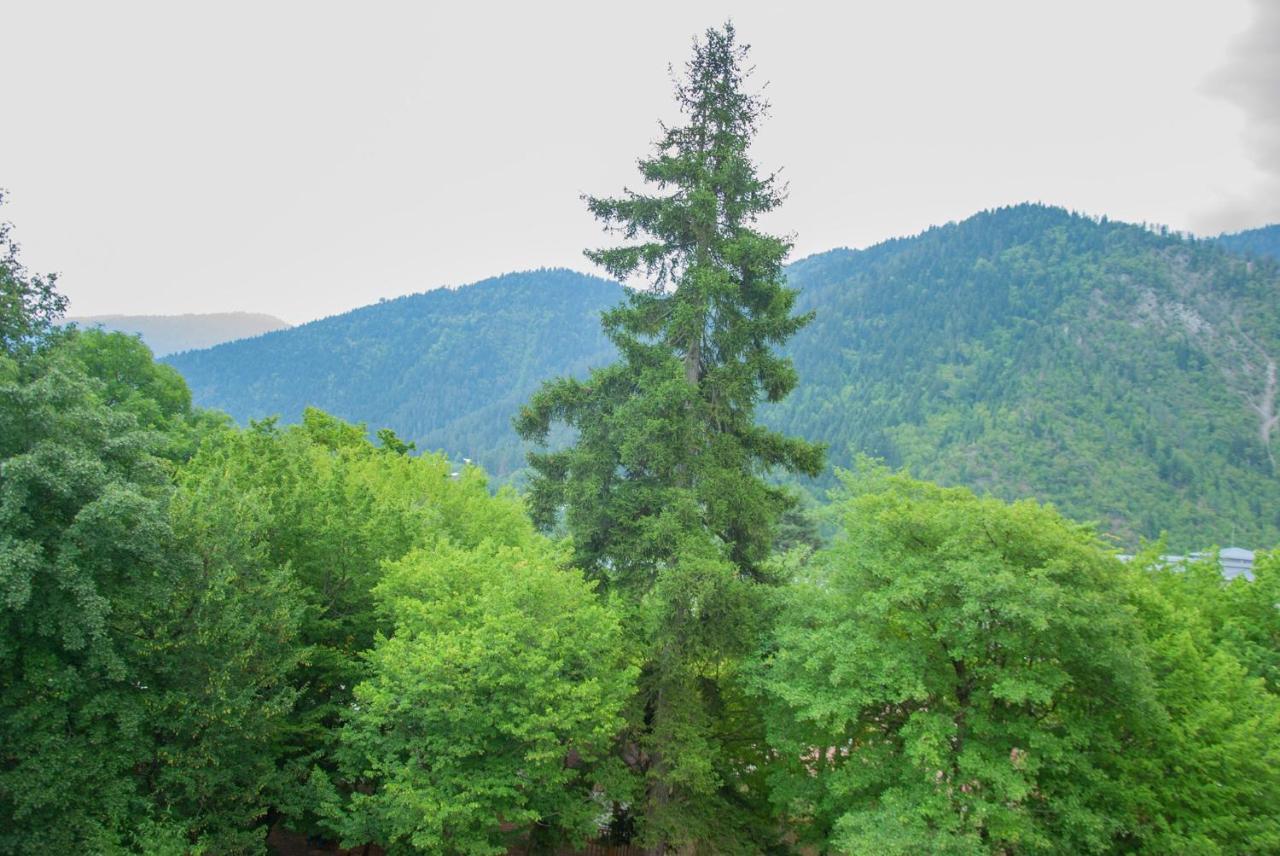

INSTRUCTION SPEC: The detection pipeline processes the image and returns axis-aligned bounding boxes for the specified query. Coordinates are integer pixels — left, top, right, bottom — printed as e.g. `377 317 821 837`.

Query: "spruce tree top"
518 22 822 587
585 23 811 403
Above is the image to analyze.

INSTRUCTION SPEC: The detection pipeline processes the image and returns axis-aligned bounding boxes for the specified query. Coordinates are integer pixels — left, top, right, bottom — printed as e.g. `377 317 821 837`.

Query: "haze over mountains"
68 311 290 356
163 205 1280 549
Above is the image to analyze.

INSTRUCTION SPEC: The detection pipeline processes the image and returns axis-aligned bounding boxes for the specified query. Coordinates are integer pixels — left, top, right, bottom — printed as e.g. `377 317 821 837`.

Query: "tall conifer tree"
517 23 822 852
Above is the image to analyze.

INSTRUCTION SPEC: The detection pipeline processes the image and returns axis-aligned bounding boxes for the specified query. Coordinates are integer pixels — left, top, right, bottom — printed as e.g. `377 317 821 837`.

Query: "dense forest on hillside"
770 205 1280 548
5 24 1280 854
167 270 620 476
167 208 1280 549
1215 223 1280 261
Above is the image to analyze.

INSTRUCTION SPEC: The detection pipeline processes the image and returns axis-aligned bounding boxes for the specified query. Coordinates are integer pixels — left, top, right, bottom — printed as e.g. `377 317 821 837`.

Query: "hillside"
166 206 1280 548
166 269 621 476
67 311 290 356
770 205 1280 548
1216 223 1280 262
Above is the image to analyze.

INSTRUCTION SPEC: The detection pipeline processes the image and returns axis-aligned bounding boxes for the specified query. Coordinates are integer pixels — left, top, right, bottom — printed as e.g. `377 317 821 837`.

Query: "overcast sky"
2 1 1275 323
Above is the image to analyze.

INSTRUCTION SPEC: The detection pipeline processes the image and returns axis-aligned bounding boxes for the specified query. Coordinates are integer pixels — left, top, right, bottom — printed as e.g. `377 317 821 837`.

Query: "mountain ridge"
769 205 1280 547
164 205 1280 548
1215 223 1280 261
167 268 622 476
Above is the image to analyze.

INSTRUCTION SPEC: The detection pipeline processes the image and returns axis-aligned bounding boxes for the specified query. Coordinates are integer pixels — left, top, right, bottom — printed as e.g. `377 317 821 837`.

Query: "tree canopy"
328 537 634 854
3 28 1280 856
756 465 1280 854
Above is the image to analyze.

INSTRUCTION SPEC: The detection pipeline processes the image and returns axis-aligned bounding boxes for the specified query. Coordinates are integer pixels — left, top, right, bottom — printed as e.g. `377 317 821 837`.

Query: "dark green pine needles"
516 23 823 853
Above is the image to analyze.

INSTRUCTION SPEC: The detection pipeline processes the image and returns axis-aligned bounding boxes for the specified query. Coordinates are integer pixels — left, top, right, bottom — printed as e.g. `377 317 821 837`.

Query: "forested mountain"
1216 223 1280 261
771 205 1280 549
67 311 290 356
166 270 621 476
167 205 1280 549
12 230 1280 856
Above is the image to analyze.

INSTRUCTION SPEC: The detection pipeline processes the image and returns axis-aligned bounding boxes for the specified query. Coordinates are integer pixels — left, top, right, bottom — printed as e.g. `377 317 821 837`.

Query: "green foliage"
331 537 634 855
0 192 66 357
4 219 637 852
0 308 300 852
1120 555 1280 853
63 327 192 428
0 342 174 851
517 24 822 851
757 465 1280 854
58 327 230 462
757 465 1156 853
175 407 559 836
147 447 308 852
1139 548 1280 693
3 299 634 852
173 404 634 853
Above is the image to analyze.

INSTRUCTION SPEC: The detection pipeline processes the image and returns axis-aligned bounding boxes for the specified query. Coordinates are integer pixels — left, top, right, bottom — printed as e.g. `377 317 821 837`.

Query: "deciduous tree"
330 537 634 855
756 465 1158 854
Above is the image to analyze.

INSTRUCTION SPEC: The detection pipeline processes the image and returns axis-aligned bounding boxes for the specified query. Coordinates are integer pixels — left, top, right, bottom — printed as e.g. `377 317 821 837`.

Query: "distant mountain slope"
166 270 621 476
67 311 290 356
1215 224 1280 262
770 205 1280 548
167 207 1280 548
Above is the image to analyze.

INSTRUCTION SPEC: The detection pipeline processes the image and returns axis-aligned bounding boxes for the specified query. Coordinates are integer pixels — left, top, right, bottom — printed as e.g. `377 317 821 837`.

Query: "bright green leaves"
175 409 535 827
756 465 1280 854
64 328 192 429
137 472 304 854
334 538 635 855
1 344 634 854
1123 551 1280 852
174 406 633 853
757 465 1157 853
1141 547 1280 695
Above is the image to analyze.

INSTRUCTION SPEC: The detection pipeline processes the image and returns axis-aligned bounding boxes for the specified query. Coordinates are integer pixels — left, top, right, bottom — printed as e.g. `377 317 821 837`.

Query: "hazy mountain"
67 312 290 356
166 206 1280 548
1216 224 1280 262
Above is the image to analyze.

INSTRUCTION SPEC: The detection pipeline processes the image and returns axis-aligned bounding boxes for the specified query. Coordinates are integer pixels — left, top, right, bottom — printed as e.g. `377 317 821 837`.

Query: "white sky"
2 0 1274 323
